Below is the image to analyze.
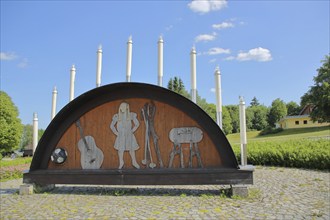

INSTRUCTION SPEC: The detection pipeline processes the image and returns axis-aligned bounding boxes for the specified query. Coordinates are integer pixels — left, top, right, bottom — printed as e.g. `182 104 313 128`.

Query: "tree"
286 101 301 116
247 105 269 130
245 107 253 130
267 98 287 127
222 106 233 135
0 91 23 154
166 77 244 134
301 55 330 122
226 105 240 133
200 102 216 122
167 78 232 131
20 124 45 150
21 124 33 149
167 77 218 120
167 77 190 98
250 97 260 106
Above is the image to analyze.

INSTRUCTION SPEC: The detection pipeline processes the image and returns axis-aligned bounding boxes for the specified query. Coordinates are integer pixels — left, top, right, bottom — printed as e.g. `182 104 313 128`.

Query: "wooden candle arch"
24 83 253 186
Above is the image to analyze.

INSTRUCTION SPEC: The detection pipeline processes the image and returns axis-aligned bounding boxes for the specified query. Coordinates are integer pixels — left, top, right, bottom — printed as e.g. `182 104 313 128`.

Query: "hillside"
226 126 330 146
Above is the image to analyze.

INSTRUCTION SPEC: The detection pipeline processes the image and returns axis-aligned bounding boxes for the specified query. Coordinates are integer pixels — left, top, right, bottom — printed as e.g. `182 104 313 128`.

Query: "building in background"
277 104 330 129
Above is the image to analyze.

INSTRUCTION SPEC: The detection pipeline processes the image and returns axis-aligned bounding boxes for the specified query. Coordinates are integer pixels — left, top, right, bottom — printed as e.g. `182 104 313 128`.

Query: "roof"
299 104 314 115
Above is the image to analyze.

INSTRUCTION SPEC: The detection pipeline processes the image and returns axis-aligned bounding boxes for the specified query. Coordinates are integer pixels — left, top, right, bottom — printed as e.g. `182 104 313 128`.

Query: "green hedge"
232 139 330 170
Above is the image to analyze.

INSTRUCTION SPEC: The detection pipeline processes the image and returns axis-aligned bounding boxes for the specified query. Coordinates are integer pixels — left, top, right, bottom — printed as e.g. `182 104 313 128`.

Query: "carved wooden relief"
76 119 104 169
25 83 252 187
110 102 140 169
48 99 221 170
168 127 203 168
141 101 163 168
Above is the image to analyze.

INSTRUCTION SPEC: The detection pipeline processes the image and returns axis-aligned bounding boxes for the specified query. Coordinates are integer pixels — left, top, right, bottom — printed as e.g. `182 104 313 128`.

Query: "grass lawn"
0 157 32 167
226 125 330 146
0 157 32 182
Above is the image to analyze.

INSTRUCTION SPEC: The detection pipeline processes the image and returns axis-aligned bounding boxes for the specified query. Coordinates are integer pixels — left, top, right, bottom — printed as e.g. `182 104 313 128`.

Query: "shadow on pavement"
48 185 231 197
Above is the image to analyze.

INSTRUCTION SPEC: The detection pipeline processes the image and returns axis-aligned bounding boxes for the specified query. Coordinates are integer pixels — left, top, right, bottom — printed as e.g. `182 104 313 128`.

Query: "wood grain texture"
24 168 253 185
48 99 222 170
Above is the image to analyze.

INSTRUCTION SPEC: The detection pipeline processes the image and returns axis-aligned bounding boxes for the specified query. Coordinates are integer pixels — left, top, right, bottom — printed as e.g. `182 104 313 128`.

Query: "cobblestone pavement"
0 166 329 219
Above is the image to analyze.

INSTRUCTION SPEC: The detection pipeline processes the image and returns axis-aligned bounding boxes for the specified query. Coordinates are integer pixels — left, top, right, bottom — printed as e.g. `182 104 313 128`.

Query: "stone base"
33 184 55 193
239 164 255 171
231 185 249 198
19 184 55 195
19 184 33 195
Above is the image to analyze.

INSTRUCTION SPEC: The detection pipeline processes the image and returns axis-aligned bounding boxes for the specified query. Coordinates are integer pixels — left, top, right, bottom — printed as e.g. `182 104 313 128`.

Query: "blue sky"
1 0 329 129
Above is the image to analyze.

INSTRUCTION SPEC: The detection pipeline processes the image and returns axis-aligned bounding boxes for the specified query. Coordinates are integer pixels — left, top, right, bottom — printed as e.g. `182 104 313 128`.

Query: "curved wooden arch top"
30 82 238 171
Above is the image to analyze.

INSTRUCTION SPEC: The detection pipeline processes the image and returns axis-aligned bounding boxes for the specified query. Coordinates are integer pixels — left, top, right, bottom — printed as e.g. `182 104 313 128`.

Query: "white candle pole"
32 112 38 155
214 66 222 129
126 36 133 82
190 46 197 103
239 96 248 166
96 45 102 87
69 64 76 102
51 86 57 120
157 35 164 87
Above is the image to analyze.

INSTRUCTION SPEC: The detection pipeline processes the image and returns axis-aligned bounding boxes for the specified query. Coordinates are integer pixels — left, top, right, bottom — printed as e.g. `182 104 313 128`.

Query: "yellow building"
277 115 329 129
277 105 330 129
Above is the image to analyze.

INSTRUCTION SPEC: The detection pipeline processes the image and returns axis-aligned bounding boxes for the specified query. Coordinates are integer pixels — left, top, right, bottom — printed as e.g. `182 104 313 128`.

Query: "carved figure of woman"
110 102 140 169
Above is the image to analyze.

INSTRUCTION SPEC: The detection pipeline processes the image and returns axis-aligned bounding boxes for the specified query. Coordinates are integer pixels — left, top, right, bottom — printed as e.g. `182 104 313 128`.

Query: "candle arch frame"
24 83 253 187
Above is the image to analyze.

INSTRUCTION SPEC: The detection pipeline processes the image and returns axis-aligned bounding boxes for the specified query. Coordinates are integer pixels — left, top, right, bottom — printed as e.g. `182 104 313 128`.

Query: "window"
303 120 307 124
295 121 299 125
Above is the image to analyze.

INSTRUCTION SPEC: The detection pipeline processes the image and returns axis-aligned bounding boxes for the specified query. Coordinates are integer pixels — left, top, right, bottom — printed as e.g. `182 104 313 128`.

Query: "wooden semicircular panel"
25 83 252 186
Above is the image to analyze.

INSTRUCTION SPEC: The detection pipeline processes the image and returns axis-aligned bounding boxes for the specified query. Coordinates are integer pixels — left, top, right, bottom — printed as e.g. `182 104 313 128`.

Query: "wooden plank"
47 98 224 170
23 169 253 185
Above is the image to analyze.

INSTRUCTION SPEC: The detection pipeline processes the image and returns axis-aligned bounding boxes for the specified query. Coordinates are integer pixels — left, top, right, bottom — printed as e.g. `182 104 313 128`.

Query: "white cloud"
224 56 235 61
212 22 234 30
18 58 28 68
237 47 272 62
206 47 230 55
188 0 228 14
165 25 173 31
195 33 217 42
0 52 17 61
209 58 217 63
0 51 29 68
210 88 216 93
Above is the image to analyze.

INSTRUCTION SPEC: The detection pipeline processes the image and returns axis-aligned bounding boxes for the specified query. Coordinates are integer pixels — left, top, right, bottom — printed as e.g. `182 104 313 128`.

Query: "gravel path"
0 166 329 219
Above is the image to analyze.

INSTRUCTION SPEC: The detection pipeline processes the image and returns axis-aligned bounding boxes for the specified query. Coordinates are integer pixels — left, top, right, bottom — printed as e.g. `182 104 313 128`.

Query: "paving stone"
0 166 329 219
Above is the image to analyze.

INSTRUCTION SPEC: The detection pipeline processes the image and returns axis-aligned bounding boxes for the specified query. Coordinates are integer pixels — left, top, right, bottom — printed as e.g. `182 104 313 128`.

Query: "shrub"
233 139 330 170
259 126 283 136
